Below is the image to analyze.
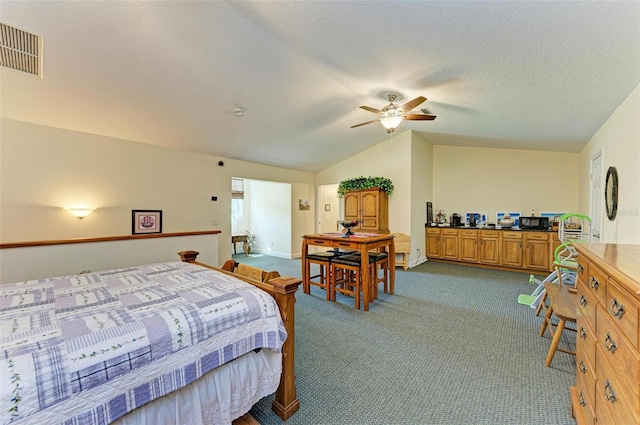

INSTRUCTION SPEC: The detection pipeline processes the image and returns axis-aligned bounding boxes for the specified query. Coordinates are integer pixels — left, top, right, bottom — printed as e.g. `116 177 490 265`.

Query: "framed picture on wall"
132 210 162 235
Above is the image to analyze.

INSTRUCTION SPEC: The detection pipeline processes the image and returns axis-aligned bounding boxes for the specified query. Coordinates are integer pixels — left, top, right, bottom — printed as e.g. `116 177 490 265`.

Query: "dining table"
301 232 395 311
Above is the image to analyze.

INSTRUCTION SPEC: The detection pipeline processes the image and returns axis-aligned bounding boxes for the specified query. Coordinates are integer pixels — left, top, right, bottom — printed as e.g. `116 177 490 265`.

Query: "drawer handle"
578 391 586 406
610 298 625 319
603 380 617 403
579 359 586 374
604 333 617 353
577 264 584 273
579 327 587 339
338 243 351 247
589 276 599 290
579 295 587 307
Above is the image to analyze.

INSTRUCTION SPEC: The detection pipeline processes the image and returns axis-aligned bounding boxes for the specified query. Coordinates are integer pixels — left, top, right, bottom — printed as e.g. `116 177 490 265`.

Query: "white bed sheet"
112 348 281 425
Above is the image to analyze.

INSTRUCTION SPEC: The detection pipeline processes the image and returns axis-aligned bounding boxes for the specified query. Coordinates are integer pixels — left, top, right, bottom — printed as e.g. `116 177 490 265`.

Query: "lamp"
380 116 402 132
380 100 404 133
66 207 94 219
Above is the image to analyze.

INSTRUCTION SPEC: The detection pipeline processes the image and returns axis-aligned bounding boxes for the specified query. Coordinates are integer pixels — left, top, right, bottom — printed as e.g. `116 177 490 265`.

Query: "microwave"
520 216 549 230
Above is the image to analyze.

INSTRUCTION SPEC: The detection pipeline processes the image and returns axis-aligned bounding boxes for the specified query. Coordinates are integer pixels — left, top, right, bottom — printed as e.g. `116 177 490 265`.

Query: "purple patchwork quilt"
0 262 286 425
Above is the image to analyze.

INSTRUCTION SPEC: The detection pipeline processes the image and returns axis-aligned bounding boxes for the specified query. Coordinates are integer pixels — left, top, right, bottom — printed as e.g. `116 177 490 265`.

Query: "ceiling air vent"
0 22 43 78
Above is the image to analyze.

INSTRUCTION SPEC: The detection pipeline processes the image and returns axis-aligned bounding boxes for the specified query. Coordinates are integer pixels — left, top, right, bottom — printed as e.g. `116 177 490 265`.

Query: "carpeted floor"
234 254 576 425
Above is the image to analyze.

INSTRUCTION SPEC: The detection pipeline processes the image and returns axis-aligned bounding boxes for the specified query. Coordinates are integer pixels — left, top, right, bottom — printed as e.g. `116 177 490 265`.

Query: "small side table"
232 234 249 257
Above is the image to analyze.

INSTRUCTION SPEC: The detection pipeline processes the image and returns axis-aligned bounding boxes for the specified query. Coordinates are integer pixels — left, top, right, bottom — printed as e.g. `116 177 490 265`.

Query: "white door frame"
590 149 603 242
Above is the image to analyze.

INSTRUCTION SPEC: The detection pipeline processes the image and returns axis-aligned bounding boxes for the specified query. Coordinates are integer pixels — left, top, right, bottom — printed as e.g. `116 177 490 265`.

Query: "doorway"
318 184 340 233
590 149 603 242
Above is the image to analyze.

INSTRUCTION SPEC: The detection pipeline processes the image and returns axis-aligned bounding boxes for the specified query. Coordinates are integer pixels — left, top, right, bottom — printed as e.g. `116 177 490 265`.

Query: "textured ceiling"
1 1 639 172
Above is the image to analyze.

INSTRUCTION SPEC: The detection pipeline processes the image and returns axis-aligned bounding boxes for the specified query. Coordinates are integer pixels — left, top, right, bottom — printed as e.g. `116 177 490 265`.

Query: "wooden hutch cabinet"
343 188 389 233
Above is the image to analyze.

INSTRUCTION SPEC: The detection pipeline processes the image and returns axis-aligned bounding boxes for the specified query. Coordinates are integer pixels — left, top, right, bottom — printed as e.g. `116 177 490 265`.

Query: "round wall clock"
605 166 618 221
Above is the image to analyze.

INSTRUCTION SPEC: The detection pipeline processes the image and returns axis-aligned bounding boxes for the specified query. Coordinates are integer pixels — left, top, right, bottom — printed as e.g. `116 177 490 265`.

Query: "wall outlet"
212 219 219 225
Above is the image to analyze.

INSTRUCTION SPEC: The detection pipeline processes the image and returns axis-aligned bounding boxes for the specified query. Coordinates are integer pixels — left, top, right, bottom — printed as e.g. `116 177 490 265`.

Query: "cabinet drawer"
308 238 332 246
577 280 598 332
426 228 440 235
501 231 522 239
587 262 609 306
575 352 596 423
595 345 640 425
333 240 360 250
460 229 477 237
481 230 499 238
442 228 459 236
606 278 639 349
596 305 640 406
576 256 589 284
577 311 596 374
525 232 549 241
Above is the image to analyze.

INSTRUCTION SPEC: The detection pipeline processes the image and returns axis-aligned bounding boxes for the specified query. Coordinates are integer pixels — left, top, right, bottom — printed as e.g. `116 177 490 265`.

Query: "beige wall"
0 118 316 266
432 146 580 223
410 132 433 262
578 83 640 244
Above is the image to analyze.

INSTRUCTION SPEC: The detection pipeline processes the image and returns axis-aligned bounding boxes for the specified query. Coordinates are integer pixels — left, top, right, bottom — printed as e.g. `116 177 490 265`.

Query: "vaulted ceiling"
1 1 639 172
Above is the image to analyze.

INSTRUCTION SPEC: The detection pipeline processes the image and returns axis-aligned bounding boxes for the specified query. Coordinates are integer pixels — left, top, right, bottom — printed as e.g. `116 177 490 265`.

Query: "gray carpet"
233 254 576 425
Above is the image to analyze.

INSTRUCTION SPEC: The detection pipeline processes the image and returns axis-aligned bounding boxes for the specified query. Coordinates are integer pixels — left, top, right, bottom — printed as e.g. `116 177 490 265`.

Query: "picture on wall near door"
299 199 310 211
426 202 433 224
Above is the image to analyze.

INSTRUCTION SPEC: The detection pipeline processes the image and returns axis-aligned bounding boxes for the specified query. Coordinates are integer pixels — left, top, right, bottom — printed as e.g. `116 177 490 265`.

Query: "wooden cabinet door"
426 230 441 258
359 190 379 230
442 230 459 260
501 238 523 268
343 192 360 223
480 236 500 264
459 230 478 262
524 238 550 271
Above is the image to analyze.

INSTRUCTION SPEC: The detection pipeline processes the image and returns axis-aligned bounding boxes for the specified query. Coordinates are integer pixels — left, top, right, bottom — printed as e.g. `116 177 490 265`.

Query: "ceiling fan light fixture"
380 115 402 130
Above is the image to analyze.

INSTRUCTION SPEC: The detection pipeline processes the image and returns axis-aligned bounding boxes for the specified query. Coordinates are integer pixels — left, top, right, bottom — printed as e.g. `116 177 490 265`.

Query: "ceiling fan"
351 93 436 133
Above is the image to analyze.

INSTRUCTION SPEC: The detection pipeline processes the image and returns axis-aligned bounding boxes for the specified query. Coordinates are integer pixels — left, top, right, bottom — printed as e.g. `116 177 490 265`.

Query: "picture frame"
496 211 521 228
540 212 566 222
299 199 310 211
426 202 433 224
132 210 162 234
465 211 488 225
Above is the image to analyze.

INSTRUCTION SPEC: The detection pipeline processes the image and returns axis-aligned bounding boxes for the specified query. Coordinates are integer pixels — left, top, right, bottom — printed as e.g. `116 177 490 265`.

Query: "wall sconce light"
66 207 95 219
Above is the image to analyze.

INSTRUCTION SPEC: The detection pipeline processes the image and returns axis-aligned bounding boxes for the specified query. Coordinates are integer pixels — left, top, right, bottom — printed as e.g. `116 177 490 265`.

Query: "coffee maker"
451 213 462 227
469 214 477 227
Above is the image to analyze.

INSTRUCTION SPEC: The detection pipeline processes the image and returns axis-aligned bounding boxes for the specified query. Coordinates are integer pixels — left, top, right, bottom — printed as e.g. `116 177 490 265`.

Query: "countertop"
425 224 556 232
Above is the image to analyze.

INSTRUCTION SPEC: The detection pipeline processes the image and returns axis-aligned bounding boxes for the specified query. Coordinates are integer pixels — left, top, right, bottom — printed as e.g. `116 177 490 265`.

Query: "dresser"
572 243 640 425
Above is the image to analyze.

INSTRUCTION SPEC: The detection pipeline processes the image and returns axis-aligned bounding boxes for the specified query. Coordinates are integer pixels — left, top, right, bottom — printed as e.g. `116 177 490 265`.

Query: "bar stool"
330 254 375 310
350 251 389 300
304 251 341 299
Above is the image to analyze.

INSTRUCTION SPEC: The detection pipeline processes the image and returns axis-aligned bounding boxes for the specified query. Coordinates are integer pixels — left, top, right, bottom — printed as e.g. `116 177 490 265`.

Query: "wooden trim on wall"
0 230 222 249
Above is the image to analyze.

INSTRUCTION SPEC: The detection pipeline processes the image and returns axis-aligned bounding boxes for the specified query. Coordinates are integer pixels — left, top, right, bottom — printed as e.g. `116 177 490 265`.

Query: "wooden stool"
304 251 341 299
539 282 577 367
330 254 375 310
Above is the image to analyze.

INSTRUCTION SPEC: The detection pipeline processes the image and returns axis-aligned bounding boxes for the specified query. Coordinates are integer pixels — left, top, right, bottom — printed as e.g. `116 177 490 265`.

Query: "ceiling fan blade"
359 105 382 114
350 119 380 128
403 114 437 121
400 96 427 113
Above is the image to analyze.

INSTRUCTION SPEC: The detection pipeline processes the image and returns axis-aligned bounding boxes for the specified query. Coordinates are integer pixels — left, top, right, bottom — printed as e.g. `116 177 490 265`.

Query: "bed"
0 250 300 425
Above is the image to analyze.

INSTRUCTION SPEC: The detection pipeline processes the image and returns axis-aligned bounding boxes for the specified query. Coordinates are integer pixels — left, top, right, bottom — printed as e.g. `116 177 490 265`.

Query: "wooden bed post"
178 250 301 420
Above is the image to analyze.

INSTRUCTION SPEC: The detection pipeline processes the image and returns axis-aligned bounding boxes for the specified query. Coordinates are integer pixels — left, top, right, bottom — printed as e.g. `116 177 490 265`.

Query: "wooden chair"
393 233 411 270
539 281 577 367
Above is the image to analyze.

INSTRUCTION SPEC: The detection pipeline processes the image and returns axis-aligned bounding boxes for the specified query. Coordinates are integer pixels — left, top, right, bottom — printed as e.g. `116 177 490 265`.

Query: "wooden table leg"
301 238 309 294
388 239 395 294
362 246 370 311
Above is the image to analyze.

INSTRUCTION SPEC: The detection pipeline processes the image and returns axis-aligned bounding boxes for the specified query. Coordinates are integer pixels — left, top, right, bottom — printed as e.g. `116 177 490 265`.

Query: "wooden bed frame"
178 250 301 420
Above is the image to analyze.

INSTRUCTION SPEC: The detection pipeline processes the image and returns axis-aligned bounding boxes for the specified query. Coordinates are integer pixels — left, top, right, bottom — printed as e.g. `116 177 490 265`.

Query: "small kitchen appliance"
520 216 549 230
451 213 462 227
468 214 476 227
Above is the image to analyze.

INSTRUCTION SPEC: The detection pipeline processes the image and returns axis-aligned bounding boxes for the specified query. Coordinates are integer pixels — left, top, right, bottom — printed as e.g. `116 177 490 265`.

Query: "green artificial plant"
337 176 394 198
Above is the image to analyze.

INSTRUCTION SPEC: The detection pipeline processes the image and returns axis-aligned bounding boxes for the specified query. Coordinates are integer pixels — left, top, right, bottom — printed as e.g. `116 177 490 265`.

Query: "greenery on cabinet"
337 176 394 198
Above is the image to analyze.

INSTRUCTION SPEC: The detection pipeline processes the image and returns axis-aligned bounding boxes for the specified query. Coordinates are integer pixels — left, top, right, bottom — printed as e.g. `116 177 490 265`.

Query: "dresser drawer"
426 228 440 235
587 262 609 306
459 229 477 237
501 231 522 239
575 356 596 425
481 230 499 238
577 310 596 374
597 305 640 406
576 256 589 286
443 228 459 236
606 278 639 349
577 280 598 332
595 344 640 425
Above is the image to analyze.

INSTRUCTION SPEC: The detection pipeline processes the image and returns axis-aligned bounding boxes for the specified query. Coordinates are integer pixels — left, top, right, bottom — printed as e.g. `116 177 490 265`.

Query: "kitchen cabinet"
479 230 500 265
459 229 478 262
523 232 549 271
343 188 389 233
441 229 459 260
425 228 442 258
501 231 523 268
425 228 458 259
